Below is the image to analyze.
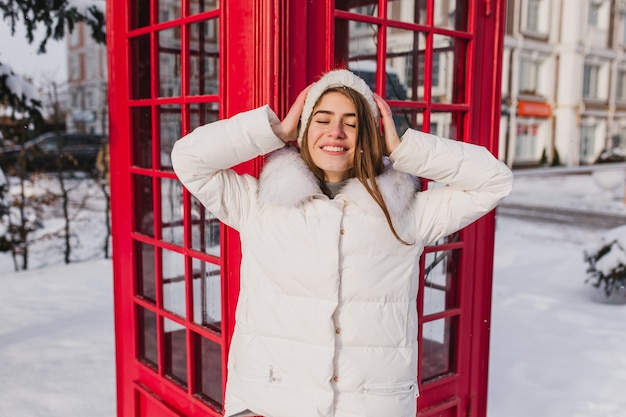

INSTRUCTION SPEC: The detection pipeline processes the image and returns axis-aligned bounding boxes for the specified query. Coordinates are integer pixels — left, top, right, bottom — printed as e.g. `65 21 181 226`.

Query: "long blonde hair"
300 87 411 245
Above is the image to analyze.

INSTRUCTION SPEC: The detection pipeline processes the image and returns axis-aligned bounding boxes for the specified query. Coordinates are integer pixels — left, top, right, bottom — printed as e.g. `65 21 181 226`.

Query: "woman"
171 69 513 417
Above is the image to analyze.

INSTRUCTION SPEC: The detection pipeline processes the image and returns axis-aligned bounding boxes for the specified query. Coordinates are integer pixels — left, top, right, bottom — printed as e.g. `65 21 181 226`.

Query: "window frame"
520 0 549 37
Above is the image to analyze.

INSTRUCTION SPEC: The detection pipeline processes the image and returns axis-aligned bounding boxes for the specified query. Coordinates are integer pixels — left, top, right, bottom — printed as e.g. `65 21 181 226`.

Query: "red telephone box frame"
107 1 507 416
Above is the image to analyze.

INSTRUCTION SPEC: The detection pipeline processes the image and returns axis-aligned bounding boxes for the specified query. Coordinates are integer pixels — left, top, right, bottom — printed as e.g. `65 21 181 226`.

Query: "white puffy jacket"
171 106 513 417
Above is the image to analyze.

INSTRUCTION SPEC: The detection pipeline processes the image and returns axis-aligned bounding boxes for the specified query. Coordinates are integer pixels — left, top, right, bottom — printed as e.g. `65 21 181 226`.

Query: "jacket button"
335 328 341 334
340 229 345 235
333 376 339 382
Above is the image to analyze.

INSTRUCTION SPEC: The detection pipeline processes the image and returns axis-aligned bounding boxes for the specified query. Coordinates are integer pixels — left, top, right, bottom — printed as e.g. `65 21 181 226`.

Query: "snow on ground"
1 171 626 417
489 217 626 417
0 259 115 417
504 167 626 217
0 173 110 272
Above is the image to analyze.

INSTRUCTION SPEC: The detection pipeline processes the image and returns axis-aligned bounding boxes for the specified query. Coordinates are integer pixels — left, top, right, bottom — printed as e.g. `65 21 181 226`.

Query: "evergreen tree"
551 147 562 167
0 1 105 267
539 148 548 166
0 167 9 251
0 0 105 117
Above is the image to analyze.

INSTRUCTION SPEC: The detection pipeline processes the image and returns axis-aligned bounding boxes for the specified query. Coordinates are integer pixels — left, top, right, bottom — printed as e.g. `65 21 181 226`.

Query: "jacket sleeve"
389 129 513 246
171 105 286 230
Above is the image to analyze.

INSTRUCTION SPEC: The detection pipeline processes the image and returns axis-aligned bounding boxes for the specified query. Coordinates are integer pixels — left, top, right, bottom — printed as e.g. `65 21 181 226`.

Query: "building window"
580 124 596 159
515 122 538 160
85 50 95 79
85 91 94 109
416 53 441 88
611 132 625 148
617 70 626 102
523 0 548 34
69 25 81 48
69 55 80 81
583 63 600 99
526 0 540 31
588 1 600 26
622 13 626 45
519 58 540 95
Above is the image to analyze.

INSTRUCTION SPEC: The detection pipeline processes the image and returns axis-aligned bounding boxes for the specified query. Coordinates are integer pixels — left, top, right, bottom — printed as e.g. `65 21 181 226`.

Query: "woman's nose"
328 122 346 138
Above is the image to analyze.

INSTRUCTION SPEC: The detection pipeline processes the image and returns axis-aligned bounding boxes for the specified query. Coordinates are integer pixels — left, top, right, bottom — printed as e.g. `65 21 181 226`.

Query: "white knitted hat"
297 69 379 145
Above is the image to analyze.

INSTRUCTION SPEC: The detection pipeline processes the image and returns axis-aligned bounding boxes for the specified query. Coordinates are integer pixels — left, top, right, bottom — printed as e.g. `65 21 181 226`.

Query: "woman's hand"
373 93 402 155
272 85 313 143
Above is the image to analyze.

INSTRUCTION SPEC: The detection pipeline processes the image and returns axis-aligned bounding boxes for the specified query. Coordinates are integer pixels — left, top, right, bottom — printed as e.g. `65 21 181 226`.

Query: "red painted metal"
465 1 508 416
107 1 506 416
106 0 135 415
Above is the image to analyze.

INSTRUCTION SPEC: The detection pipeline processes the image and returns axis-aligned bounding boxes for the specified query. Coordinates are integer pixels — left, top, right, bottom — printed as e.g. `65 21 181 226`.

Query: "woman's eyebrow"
313 109 356 117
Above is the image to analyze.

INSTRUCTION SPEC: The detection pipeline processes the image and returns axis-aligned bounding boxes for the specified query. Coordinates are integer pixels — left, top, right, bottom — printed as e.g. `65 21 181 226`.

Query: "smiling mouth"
321 146 347 152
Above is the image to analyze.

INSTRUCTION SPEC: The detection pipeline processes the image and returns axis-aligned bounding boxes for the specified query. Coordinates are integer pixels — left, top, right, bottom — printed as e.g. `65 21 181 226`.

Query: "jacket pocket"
362 380 418 397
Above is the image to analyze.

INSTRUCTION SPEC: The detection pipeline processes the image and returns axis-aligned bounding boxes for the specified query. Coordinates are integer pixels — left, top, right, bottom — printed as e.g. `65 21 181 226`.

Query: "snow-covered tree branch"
0 61 43 120
0 0 105 53
0 0 105 118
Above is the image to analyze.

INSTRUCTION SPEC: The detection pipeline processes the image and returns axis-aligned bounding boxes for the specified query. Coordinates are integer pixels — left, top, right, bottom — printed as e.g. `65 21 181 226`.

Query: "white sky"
0 20 68 86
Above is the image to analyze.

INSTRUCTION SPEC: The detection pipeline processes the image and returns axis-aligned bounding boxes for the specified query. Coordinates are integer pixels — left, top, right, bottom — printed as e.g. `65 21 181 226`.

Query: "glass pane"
136 241 156 302
335 1 378 15
162 249 186 317
132 106 152 168
192 259 221 329
431 111 464 140
334 18 379 73
423 249 460 315
433 0 468 31
433 35 467 104
130 35 151 99
164 318 187 386
189 0 220 15
390 106 423 137
431 231 461 246
415 111 437 134
158 0 180 23
389 0 427 25
189 19 220 96
138 307 158 369
161 178 184 246
189 102 220 131
191 195 220 256
158 28 182 97
196 335 223 408
386 28 424 101
134 175 154 236
442 112 466 140
130 0 150 29
420 316 457 382
159 105 181 170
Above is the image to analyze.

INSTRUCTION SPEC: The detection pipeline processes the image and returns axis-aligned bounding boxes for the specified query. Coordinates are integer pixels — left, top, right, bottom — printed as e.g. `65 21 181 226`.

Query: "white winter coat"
171 106 513 417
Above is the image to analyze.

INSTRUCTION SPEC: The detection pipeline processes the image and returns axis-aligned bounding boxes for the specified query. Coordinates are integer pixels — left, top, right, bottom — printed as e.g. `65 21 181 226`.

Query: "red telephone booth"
107 1 506 416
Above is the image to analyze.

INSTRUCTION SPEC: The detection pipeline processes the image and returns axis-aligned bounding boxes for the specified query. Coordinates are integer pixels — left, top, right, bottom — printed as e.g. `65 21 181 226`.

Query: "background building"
66 21 108 135
67 0 626 168
501 0 626 167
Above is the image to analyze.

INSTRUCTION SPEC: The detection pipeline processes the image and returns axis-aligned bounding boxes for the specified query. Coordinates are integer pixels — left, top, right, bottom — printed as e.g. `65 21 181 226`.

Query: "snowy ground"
1 170 626 417
489 217 626 417
0 259 115 417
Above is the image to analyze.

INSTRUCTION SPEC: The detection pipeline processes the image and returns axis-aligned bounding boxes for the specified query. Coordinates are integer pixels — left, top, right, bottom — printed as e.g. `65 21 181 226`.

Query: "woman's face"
306 91 358 183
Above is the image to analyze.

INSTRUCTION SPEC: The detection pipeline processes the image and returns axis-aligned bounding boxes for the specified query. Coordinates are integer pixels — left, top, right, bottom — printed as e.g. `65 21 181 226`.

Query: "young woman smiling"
171 69 513 417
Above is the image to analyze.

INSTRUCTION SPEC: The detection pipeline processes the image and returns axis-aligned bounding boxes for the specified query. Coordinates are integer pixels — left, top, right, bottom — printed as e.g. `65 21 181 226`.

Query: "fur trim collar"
258 147 417 219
